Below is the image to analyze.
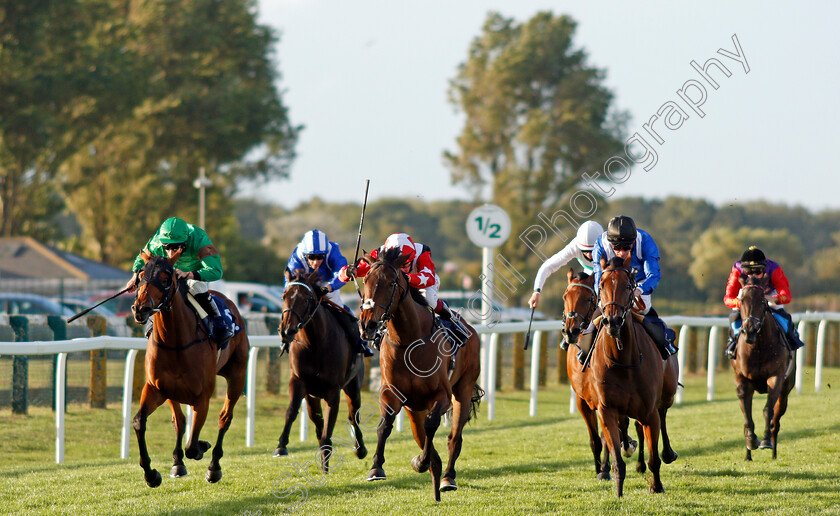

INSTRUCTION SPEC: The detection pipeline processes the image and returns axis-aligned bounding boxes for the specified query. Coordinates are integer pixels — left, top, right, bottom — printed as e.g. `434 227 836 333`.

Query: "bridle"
563 282 597 333
361 261 408 341
599 266 637 330
137 260 180 314
281 281 321 340
740 284 767 338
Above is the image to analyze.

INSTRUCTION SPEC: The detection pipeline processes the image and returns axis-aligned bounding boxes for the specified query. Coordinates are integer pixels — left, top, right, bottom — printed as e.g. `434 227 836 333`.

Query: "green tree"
689 227 804 301
445 11 627 295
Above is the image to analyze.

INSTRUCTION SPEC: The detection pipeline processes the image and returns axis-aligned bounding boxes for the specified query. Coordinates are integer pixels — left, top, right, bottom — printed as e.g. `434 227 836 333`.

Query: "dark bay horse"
562 269 639 481
274 270 368 470
582 256 678 497
732 275 795 460
131 251 249 487
359 248 482 501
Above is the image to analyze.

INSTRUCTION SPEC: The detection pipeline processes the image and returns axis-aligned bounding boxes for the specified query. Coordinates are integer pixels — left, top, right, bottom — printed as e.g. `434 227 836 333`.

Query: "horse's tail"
468 383 485 423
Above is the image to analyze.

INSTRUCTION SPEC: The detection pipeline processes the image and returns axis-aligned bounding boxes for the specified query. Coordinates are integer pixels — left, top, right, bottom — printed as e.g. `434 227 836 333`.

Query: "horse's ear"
362 251 375 264
567 268 574 283
140 249 152 264
600 257 607 270
738 276 745 287
284 267 293 283
167 249 182 266
622 253 632 268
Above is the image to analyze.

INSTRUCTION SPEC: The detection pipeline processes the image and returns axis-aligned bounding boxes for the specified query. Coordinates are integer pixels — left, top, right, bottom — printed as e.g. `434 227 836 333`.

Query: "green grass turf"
0 368 838 515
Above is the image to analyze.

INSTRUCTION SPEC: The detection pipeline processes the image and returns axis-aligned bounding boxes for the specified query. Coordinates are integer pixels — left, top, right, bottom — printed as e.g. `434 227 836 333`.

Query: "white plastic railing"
0 312 836 464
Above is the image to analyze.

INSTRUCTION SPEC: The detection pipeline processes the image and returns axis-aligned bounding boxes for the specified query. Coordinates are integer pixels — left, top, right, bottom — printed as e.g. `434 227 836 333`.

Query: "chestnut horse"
562 269 640 481
583 256 678 497
359 248 482 501
274 270 368 470
732 275 795 461
131 252 249 487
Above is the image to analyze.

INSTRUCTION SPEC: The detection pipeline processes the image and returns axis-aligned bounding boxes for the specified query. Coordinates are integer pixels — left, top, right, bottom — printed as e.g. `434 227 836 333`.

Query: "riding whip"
523 304 537 350
67 287 131 323
351 179 371 299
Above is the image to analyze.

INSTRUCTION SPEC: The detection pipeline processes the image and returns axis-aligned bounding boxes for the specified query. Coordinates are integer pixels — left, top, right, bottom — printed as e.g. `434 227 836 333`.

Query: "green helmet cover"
159 217 189 244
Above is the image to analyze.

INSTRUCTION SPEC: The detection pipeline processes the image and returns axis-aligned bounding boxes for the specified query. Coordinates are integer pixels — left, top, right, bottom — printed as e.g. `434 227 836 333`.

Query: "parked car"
85 290 136 318
208 281 285 314
52 297 131 337
0 293 75 317
438 290 546 324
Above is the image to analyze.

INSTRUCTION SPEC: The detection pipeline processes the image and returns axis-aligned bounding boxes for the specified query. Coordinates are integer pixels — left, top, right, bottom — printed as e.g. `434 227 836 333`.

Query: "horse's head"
739 274 768 345
599 255 635 343
358 248 409 341
562 268 597 345
131 251 180 325
279 269 323 343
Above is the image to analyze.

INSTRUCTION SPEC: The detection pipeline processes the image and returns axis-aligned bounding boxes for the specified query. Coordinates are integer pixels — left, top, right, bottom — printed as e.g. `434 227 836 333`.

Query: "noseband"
564 282 597 329
740 284 767 336
599 266 637 329
137 260 179 313
282 281 321 334
361 261 408 338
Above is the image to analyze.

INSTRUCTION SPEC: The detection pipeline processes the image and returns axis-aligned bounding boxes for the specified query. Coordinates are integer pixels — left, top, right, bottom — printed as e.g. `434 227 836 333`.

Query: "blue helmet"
300 229 329 257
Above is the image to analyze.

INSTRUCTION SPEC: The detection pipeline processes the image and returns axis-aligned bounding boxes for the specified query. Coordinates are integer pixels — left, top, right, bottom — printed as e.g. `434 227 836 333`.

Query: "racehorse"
582 256 678 497
274 270 368 470
731 274 796 461
562 269 640 480
130 251 249 487
358 248 482 501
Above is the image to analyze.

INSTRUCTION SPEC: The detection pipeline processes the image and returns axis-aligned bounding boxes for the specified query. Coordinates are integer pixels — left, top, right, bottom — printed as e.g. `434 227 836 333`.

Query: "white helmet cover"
575 221 604 250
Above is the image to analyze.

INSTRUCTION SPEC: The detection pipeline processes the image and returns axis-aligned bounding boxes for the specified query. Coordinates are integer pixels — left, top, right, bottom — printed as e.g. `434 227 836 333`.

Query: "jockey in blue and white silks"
286 229 348 306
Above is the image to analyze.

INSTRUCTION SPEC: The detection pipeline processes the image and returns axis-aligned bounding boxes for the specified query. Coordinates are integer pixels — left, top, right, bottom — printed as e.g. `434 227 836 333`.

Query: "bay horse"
583 256 678 497
274 270 368 470
562 269 640 481
731 275 795 461
359 248 482 501
131 251 249 487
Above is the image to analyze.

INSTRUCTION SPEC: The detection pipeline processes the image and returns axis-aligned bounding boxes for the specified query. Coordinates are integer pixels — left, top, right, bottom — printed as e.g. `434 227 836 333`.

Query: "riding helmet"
384 233 416 262
300 229 329 256
159 217 189 244
606 215 637 246
741 246 766 269
575 221 604 251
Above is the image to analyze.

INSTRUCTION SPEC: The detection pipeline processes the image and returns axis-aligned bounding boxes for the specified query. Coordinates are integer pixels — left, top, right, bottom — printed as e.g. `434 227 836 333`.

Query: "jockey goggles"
305 253 326 261
611 243 632 252
745 267 765 276
163 242 186 252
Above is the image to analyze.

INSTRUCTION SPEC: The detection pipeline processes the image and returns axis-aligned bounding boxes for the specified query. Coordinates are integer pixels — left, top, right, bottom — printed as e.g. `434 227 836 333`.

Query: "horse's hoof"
186 440 212 460
170 464 188 478
636 462 646 474
273 447 288 457
746 436 760 451
597 472 611 481
662 449 678 464
622 438 638 458
206 468 222 483
411 454 429 473
440 478 457 492
759 439 773 450
355 446 368 460
366 468 386 481
146 469 162 488
650 484 665 494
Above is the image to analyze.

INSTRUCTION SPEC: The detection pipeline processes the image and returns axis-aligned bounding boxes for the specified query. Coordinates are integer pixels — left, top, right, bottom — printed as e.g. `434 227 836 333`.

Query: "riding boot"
576 331 596 365
195 292 234 350
641 315 678 360
726 312 741 359
775 309 805 352
436 301 469 349
336 309 374 357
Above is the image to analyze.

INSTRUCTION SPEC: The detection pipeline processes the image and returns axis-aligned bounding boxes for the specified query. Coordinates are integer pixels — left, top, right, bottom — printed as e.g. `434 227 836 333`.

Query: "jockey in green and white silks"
126 217 234 348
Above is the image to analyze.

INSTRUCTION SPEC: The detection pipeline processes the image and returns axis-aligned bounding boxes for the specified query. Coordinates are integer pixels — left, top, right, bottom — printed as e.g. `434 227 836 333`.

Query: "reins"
361 261 410 348
280 280 323 348
598 265 642 368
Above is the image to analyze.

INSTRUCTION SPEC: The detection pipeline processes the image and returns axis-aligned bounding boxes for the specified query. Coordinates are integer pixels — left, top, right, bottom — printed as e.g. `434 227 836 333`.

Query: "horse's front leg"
659 406 678 464
274 378 305 457
366 409 398 482
317 390 342 473
184 397 211 461
634 420 646 474
642 412 664 493
597 407 625 498
760 375 784 451
578 398 607 480
132 383 166 487
206 368 246 483
167 400 187 478
410 396 448 502
343 368 368 460
735 375 759 460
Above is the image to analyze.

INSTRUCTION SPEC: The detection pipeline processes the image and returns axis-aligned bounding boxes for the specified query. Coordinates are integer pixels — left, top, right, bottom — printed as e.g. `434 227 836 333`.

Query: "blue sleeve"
326 243 349 291
285 247 305 286
639 233 661 295
592 238 606 294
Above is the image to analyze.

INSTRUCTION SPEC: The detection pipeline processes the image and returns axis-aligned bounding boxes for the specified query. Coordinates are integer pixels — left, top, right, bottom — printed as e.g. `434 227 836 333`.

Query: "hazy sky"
243 1 840 211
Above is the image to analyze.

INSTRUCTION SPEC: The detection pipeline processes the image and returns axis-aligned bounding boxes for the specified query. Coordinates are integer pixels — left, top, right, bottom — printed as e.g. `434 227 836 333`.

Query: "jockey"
125 217 234 349
528 220 603 310
339 232 468 343
723 246 805 359
592 215 678 361
286 229 374 357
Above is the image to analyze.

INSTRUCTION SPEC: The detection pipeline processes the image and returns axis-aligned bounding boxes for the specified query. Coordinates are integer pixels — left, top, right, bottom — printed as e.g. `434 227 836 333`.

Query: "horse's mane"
744 274 766 287
606 256 625 269
572 271 590 282
286 268 325 298
366 246 410 269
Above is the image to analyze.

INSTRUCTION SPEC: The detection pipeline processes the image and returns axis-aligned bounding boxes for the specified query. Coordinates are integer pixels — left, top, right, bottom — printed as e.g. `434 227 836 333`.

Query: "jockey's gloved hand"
633 287 643 299
318 286 331 297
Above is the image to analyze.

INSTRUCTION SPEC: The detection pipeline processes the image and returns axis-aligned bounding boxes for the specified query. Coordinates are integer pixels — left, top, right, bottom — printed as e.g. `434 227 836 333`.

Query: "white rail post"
707 326 720 401
186 406 194 439
55 352 67 464
396 408 404 432
487 332 499 421
121 349 138 459
795 321 807 394
246 347 260 447
815 320 827 393
479 334 489 393
676 325 689 404
300 399 309 441
569 386 577 415
529 331 542 417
